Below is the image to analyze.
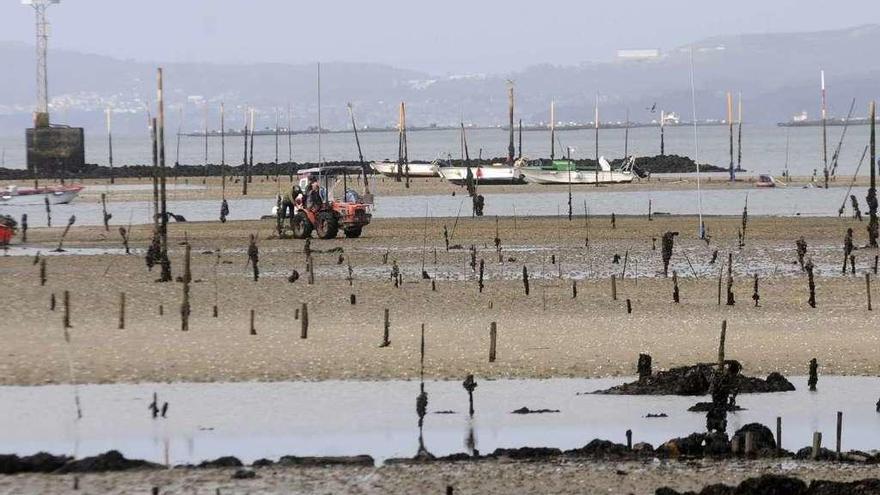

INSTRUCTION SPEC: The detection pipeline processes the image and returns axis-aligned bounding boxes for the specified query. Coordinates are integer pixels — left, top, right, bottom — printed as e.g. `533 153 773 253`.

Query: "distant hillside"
1 25 879 134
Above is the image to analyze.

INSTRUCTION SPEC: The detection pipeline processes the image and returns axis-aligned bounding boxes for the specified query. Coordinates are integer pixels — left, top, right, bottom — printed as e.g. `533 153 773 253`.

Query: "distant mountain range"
1 24 879 135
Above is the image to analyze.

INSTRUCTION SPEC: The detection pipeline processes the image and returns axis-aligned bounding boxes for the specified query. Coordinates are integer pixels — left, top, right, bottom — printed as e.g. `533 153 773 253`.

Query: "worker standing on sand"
276 183 303 235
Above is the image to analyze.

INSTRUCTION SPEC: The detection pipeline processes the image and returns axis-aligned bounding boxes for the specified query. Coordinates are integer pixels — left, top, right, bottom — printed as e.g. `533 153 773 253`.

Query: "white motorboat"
521 156 635 185
436 161 525 185
0 184 83 205
370 161 439 178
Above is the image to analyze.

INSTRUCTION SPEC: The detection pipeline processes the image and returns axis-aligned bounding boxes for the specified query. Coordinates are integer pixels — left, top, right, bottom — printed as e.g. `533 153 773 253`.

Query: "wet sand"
2 214 879 385
2 460 878 495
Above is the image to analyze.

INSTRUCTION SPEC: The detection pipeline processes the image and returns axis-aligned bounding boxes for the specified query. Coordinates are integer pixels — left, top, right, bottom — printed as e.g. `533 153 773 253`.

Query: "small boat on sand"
437 162 525 185
521 156 636 185
0 184 83 205
755 174 778 188
370 161 439 178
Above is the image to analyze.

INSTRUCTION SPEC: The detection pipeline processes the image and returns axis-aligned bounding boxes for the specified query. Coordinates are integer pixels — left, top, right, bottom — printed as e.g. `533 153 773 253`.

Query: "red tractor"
280 166 373 239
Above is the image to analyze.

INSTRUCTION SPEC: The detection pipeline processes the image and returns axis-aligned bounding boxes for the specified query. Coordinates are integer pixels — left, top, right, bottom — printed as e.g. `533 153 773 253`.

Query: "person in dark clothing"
306 179 324 210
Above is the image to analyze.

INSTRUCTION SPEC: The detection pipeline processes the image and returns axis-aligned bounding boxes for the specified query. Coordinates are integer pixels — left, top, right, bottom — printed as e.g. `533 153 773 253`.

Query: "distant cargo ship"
777 110 879 127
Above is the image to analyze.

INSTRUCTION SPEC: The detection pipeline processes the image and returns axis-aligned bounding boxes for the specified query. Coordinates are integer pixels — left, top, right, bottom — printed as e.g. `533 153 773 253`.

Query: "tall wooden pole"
821 70 829 189
550 101 556 160
347 103 370 195
507 84 515 165
727 91 734 181
106 107 114 184
868 101 878 248
157 68 171 282
736 93 743 171
660 110 665 156
594 93 599 187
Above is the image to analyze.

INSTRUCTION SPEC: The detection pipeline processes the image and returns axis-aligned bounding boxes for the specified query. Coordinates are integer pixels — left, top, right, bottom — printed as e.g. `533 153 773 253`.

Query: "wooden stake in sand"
805 259 817 308
249 309 256 335
54 215 76 252
572 280 577 299
726 253 735 306
39 258 46 286
489 322 497 363
118 292 126 330
672 271 680 303
478 259 484 293
180 243 191 331
522 266 530 295
300 303 309 339
380 308 391 347
63 290 71 329
118 227 130 254
611 275 617 301
811 432 822 460
866 273 873 311
836 411 843 460
44 196 51 227
776 417 782 455
101 193 111 232
247 234 259 282
752 274 760 307
21 214 27 243
50 293 55 311
718 320 727 366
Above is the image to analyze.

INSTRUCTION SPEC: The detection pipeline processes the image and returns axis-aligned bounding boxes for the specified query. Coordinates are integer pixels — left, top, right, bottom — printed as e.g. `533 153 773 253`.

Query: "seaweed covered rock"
731 423 777 456
489 447 561 460
55 450 160 473
807 478 880 494
197 456 243 469
276 455 374 467
657 474 807 495
613 155 726 175
657 432 730 458
564 439 629 459
0 452 71 474
594 362 794 395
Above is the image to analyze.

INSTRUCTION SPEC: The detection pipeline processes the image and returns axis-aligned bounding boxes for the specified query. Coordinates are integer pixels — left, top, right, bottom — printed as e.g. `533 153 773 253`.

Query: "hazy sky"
2 0 877 73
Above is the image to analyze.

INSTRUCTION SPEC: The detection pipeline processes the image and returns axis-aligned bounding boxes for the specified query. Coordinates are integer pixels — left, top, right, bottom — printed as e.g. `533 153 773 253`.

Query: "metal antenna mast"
24 0 60 127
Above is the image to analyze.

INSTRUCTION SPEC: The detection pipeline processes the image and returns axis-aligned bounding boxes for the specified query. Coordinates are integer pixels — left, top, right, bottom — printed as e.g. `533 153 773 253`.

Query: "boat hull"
521 169 634 185
370 162 438 178
0 187 82 206
438 166 524 185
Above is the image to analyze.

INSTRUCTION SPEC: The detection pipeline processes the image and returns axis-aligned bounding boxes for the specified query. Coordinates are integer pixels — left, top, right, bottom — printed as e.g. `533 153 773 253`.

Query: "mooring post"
836 411 843 460
776 417 782 456
626 429 632 450
489 322 497 363
718 320 727 366
63 290 71 329
181 243 191 332
50 292 55 311
672 270 681 303
611 274 617 301
39 258 47 286
744 431 755 457
249 309 256 335
118 292 126 330
159 304 164 316
301 303 308 339
867 273 872 311
626 298 632 314
381 308 390 347
350 294 356 305
572 280 577 299
811 432 822 460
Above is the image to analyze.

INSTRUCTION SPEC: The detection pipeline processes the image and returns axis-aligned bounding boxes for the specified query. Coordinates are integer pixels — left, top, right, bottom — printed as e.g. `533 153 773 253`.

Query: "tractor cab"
283 166 373 239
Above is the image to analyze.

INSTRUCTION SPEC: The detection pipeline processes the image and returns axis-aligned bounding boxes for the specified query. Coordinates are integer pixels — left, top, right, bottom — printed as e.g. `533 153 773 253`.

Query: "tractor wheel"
291 212 313 239
344 227 363 238
316 212 339 239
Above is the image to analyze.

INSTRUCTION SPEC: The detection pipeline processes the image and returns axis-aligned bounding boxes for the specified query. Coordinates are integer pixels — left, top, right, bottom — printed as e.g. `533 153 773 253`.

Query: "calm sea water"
0 377 876 464
0 124 874 178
